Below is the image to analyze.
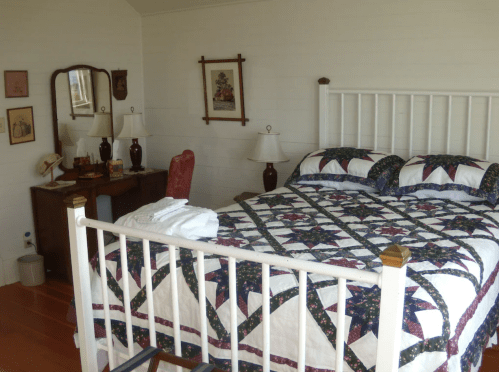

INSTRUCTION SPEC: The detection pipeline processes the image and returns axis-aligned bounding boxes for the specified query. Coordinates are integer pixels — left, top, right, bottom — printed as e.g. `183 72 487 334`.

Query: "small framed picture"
199 54 248 125
4 70 29 98
7 106 35 145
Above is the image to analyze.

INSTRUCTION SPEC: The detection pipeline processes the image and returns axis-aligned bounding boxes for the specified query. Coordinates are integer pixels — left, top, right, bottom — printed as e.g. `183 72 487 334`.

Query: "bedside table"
234 192 260 203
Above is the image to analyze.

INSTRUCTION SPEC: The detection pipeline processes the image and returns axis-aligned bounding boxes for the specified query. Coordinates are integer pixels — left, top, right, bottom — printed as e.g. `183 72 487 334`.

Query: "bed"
67 79 499 372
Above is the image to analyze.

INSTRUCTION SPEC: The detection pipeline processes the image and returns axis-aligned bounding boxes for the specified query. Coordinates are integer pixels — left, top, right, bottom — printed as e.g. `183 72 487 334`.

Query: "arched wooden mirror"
51 64 113 178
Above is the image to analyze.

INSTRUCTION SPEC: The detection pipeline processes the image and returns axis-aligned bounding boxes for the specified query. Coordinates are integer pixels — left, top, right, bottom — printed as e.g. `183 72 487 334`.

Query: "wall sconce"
87 107 112 163
118 107 150 172
248 125 289 192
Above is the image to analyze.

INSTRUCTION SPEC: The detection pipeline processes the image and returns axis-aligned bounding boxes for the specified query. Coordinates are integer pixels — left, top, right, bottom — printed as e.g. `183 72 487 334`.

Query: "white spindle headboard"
318 78 499 161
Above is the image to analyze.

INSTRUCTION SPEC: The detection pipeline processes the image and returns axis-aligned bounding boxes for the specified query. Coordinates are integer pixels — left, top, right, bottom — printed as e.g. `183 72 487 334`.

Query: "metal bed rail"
318 78 499 160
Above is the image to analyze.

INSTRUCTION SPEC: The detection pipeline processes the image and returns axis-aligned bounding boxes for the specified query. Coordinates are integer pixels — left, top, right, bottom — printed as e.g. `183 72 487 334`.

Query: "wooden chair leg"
146 356 160 372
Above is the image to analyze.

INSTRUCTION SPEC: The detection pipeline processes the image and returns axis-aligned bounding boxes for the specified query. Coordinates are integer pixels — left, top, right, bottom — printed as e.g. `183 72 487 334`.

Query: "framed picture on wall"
199 54 249 126
4 70 29 98
7 106 35 145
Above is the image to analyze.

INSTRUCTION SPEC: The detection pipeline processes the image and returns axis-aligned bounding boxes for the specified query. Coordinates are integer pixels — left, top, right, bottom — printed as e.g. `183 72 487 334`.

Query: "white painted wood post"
319 78 330 149
64 194 98 372
376 245 411 372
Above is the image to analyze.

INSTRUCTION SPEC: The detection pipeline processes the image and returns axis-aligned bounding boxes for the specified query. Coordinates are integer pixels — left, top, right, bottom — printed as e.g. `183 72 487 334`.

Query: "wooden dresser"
31 169 168 283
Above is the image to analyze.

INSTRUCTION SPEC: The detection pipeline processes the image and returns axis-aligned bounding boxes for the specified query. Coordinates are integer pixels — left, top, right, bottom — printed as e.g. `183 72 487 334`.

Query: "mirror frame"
51 64 114 173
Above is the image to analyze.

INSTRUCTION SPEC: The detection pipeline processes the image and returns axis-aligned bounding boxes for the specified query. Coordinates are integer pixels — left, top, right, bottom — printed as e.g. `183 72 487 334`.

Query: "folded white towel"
134 197 188 224
116 204 219 241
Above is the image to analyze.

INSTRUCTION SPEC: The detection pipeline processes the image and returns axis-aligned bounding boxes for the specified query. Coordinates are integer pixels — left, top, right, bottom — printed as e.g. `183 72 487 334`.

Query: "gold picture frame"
7 106 35 145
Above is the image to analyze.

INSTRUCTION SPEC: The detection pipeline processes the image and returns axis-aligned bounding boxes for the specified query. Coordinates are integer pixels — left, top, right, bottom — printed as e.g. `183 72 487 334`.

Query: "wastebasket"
18 254 45 286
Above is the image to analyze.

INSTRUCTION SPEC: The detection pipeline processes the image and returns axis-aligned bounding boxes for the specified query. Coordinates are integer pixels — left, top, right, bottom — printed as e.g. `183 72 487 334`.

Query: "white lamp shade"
118 113 150 139
248 131 289 163
87 112 112 137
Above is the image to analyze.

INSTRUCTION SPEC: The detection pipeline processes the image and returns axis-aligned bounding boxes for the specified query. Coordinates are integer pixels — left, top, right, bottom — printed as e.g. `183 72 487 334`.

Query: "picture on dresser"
199 54 248 125
7 106 35 145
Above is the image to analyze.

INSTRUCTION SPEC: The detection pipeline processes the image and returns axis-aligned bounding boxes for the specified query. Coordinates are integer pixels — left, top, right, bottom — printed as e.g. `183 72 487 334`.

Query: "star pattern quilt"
87 184 499 372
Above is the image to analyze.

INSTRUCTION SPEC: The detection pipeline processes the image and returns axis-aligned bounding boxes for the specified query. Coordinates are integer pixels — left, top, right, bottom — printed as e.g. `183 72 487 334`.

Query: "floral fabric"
382 154 499 204
86 185 499 372
285 147 404 191
166 150 195 200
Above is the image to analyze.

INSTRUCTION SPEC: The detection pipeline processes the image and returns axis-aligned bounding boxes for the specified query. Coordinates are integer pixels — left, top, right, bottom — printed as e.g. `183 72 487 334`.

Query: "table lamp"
38 153 64 187
248 125 289 192
118 107 150 172
87 107 112 163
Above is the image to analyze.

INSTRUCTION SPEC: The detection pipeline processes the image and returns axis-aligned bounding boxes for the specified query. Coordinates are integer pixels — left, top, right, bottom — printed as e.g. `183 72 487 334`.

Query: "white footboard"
65 195 411 372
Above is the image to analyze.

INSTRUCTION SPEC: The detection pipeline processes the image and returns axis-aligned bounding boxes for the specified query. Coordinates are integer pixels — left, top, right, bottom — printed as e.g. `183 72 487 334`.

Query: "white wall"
0 0 144 286
2 0 498 286
141 0 499 210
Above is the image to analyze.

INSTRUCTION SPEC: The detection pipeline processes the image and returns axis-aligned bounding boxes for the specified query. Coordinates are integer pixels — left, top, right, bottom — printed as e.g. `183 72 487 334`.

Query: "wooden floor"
0 278 499 372
0 279 81 372
481 345 499 372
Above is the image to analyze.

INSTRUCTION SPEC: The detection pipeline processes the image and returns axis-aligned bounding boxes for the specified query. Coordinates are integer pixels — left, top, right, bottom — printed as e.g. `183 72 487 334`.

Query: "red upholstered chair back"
166 150 195 200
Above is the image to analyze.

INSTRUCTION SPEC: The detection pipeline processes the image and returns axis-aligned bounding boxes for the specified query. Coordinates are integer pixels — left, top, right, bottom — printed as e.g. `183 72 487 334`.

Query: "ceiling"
125 0 266 15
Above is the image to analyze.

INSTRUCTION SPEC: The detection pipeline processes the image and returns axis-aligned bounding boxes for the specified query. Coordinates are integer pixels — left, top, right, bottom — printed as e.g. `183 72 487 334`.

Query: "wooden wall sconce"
112 70 128 100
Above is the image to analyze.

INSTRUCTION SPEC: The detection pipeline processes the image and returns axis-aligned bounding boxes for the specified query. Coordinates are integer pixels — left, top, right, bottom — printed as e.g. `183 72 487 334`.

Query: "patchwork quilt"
87 184 499 372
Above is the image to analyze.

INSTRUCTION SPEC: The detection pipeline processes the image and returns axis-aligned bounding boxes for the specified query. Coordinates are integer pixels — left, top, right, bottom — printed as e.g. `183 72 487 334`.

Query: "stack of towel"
114 197 219 240
134 197 189 224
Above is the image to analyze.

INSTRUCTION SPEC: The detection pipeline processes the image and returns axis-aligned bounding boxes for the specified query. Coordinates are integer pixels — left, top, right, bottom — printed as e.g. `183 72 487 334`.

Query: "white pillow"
298 180 378 193
411 189 484 202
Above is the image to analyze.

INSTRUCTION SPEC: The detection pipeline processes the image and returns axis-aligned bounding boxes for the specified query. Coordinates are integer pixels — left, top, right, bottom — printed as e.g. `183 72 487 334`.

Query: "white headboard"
318 78 499 161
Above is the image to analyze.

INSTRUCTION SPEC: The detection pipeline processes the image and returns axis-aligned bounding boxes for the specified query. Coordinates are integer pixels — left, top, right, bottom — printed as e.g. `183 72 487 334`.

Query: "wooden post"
318 78 330 149
376 244 411 372
64 194 98 372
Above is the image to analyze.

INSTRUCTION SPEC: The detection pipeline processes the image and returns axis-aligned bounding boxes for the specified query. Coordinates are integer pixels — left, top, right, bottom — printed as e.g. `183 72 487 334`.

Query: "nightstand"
234 192 260 203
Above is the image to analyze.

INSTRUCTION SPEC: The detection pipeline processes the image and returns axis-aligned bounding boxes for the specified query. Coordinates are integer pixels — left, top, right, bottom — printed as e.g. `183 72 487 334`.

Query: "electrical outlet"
23 231 33 249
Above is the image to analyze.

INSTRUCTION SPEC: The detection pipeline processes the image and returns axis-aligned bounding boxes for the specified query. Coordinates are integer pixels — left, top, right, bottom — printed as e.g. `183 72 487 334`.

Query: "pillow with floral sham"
381 154 499 203
284 147 405 191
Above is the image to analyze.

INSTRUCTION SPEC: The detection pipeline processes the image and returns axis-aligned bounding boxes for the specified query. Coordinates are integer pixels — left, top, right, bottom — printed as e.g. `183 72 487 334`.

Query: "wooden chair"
166 150 195 200
109 346 225 372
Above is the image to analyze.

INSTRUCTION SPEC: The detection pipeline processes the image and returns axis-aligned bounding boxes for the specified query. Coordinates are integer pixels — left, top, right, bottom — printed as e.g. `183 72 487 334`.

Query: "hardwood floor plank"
0 280 81 372
40 278 75 296
0 296 76 336
1 285 74 326
15 281 74 304
0 315 80 371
